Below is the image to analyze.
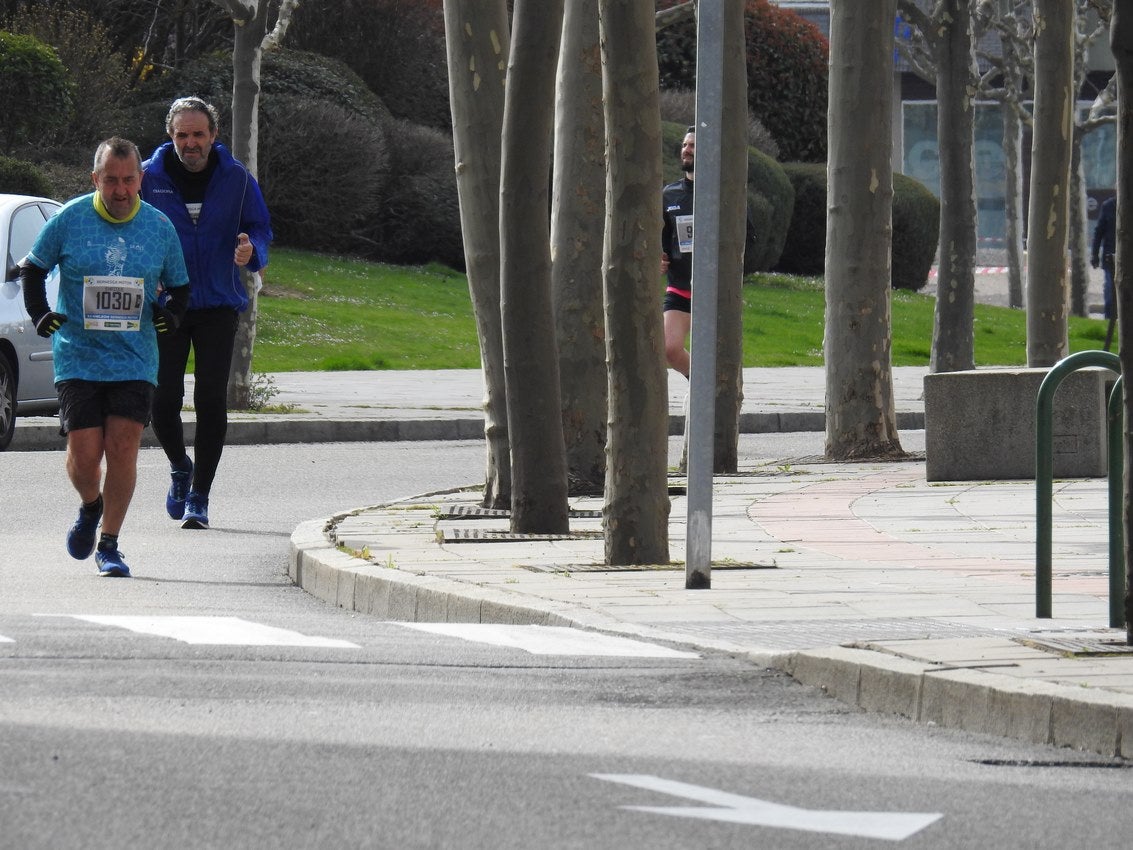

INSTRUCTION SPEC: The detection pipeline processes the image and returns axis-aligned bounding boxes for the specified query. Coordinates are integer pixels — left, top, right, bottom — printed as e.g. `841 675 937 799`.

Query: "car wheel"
0 352 16 451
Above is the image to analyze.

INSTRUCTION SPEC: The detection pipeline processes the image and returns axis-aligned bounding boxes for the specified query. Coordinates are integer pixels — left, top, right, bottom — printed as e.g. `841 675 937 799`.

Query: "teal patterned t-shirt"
27 194 189 385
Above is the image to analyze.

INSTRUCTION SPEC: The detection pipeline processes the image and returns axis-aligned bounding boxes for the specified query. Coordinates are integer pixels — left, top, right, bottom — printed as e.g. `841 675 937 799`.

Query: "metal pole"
685 4 723 590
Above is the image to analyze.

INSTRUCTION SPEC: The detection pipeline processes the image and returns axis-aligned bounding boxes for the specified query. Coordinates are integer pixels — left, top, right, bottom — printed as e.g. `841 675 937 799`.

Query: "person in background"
21 137 190 577
142 96 272 531
660 126 697 378
1091 194 1116 322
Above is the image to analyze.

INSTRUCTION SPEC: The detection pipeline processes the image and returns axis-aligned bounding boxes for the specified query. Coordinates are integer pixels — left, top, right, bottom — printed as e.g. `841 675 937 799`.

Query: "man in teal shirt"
21 137 190 577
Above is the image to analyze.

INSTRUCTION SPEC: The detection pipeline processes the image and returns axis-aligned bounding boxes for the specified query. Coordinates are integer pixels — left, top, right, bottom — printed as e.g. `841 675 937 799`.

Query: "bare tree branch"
655 0 694 32
263 0 300 49
895 0 937 83
896 0 935 47
211 0 255 25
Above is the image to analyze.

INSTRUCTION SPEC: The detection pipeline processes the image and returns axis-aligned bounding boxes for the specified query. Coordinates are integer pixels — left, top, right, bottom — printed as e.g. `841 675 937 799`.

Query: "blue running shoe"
95 546 131 578
182 491 209 530
166 457 193 520
66 500 102 560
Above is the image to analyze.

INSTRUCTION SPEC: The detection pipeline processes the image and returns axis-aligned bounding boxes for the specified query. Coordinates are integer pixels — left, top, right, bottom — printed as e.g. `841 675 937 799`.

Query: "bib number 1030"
83 276 144 331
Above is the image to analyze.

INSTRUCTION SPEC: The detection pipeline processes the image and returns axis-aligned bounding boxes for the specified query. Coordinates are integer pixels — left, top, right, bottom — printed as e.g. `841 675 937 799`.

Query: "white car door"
4 199 60 405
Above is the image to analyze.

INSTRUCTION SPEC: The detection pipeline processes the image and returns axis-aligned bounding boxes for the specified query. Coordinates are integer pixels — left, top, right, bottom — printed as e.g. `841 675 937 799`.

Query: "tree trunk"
1069 125 1091 317
209 0 297 410
443 0 512 509
824 0 903 461
1111 0 1133 639
225 5 267 410
500 0 569 534
711 0 747 474
552 0 607 497
1026 0 1074 367
1003 102 1025 310
599 0 669 566
929 0 978 374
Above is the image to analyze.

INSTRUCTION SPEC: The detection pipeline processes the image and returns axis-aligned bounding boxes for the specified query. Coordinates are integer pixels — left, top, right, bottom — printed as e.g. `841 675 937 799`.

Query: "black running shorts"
56 380 154 434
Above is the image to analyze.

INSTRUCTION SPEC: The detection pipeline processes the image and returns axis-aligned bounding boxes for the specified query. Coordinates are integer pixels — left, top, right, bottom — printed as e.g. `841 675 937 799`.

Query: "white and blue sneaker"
66 499 102 560
166 457 193 520
182 492 209 530
95 545 131 578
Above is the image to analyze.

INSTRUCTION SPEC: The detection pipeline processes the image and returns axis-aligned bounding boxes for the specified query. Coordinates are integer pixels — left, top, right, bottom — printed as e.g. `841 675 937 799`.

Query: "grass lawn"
255 247 1112 372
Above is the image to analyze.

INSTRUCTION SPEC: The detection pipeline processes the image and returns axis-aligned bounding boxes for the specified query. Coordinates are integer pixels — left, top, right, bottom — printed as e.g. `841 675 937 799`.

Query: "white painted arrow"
591 774 942 842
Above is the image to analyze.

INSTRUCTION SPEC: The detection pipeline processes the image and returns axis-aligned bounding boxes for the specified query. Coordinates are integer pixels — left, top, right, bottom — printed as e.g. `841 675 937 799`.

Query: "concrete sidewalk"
15 367 1133 759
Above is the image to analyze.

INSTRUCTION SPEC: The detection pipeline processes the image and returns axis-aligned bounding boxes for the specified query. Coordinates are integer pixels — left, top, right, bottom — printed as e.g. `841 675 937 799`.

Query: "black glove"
34 311 66 337
152 305 179 334
1091 255 1100 269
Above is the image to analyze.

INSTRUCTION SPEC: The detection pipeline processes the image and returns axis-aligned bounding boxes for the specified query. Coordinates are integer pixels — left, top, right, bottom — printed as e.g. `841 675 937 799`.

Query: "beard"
681 157 694 175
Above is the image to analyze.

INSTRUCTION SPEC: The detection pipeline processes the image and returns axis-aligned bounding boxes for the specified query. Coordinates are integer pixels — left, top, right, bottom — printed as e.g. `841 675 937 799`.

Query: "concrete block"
354 572 392 616
1116 707 1133 758
413 583 454 622
780 648 863 706
924 367 1112 481
985 685 1053 745
1051 694 1119 756
919 669 991 730
385 580 419 621
858 661 922 718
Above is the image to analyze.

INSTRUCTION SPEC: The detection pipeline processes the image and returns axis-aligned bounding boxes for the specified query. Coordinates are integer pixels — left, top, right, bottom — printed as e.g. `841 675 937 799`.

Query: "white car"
0 194 62 450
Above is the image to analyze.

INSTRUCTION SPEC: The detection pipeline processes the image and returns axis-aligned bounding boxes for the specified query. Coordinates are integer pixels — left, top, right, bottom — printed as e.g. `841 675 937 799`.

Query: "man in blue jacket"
1091 194 1116 321
142 96 272 530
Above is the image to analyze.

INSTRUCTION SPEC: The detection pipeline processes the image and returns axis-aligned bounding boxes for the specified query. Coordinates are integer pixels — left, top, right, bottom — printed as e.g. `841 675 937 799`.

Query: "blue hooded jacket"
141 140 272 312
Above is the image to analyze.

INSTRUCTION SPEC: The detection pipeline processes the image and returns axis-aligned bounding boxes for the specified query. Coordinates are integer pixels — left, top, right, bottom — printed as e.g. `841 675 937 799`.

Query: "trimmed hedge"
286 0 450 131
357 118 463 269
0 30 73 153
892 173 940 292
657 0 829 163
776 163 940 291
126 49 392 154
258 96 389 255
775 162 826 275
661 120 794 272
0 155 53 197
6 6 131 149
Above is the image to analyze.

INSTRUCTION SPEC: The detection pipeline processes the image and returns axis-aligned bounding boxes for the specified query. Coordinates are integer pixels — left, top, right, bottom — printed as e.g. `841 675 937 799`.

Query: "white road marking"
48 615 359 648
591 774 943 842
0 634 12 643
398 623 699 658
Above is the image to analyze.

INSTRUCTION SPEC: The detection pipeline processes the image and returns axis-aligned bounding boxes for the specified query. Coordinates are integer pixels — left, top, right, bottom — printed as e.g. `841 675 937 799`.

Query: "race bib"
83 276 144 331
675 214 694 255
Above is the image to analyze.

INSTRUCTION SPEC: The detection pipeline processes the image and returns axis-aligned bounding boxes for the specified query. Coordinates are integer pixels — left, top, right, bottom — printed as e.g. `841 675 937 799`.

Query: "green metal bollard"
1108 378 1124 629
1035 350 1121 620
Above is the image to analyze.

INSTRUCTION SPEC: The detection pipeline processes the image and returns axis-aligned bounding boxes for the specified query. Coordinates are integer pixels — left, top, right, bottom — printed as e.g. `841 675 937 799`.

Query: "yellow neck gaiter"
93 192 141 224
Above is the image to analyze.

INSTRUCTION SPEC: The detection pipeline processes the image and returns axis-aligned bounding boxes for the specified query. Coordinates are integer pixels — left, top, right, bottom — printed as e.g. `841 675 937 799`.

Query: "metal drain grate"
440 528 604 543
777 451 926 465
1013 636 1133 657
521 560 777 573
439 506 603 520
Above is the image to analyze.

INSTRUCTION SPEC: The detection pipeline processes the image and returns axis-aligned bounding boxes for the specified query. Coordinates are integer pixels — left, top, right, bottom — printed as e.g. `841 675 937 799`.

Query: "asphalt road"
1 438 1129 850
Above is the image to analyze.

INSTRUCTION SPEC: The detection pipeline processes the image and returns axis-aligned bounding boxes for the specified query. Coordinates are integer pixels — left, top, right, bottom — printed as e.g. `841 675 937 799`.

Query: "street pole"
685 3 723 590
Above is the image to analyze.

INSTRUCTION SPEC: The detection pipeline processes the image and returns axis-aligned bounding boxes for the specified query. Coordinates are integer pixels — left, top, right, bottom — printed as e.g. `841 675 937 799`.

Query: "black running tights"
152 307 240 497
